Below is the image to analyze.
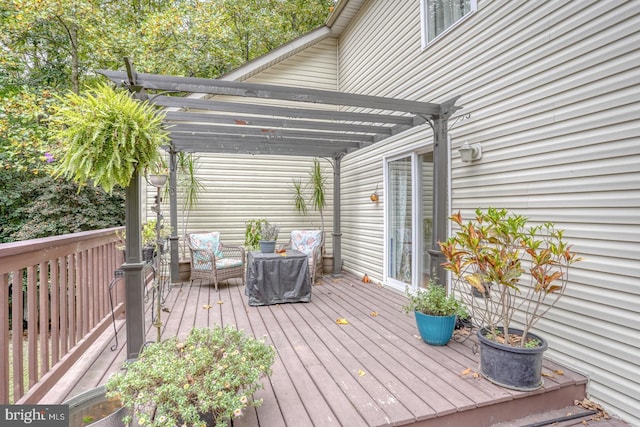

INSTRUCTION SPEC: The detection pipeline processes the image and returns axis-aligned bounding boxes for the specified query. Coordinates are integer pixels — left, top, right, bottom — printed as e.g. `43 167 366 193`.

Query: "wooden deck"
42 272 588 427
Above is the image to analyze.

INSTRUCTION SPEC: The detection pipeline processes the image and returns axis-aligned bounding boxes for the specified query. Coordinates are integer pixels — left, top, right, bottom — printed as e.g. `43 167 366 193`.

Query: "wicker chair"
187 232 245 290
289 230 324 285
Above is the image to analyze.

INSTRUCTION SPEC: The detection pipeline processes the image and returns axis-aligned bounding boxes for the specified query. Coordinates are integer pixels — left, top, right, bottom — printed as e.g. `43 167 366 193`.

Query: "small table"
245 250 311 306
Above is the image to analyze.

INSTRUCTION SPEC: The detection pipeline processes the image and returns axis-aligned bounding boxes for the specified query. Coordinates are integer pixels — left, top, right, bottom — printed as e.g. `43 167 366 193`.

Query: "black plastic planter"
477 327 548 391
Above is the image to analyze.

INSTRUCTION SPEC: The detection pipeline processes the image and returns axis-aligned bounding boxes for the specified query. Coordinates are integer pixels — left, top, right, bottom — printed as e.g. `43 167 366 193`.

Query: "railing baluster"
51 260 60 365
0 273 9 404
12 268 24 401
27 265 38 387
68 254 76 348
39 261 49 379
59 256 68 356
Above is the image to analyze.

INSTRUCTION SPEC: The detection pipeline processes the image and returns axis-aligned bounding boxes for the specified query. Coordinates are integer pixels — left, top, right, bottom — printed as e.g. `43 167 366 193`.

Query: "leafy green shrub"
403 281 468 317
106 326 275 427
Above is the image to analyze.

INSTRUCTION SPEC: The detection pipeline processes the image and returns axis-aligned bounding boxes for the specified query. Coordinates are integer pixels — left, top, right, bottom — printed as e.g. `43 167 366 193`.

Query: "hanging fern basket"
49 82 169 193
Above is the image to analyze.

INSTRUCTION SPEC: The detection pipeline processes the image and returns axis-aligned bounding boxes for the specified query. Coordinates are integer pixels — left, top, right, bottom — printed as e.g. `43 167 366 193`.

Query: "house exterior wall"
149 39 338 253
336 0 639 424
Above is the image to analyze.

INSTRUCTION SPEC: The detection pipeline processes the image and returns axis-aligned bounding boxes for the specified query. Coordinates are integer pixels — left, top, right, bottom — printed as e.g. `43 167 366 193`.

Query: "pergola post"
121 172 145 360
429 96 460 286
332 155 343 277
169 149 180 282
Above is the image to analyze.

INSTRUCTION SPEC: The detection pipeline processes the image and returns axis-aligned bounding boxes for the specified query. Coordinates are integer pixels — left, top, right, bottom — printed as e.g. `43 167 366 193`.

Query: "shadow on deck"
41 272 588 427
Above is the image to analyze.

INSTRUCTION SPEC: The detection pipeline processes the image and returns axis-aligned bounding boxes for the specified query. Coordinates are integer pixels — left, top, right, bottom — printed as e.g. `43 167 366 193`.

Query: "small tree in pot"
439 208 582 389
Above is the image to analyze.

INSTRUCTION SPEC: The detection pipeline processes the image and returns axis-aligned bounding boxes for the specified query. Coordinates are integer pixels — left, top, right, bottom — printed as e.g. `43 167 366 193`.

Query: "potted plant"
259 221 279 253
105 326 275 427
439 207 582 390
245 219 279 253
403 281 469 346
139 219 172 262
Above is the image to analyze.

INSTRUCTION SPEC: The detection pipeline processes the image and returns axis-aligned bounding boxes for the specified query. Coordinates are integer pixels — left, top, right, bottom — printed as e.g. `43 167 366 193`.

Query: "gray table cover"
245 250 311 306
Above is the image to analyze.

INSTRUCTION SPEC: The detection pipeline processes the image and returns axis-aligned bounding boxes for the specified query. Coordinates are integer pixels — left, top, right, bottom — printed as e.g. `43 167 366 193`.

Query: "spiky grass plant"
49 82 169 193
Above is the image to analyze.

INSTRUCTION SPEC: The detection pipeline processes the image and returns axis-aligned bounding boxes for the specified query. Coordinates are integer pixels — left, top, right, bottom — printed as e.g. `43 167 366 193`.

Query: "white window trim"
420 0 478 49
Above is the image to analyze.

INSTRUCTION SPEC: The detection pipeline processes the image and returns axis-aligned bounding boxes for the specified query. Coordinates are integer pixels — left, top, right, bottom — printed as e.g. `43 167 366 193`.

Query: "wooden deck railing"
0 228 125 404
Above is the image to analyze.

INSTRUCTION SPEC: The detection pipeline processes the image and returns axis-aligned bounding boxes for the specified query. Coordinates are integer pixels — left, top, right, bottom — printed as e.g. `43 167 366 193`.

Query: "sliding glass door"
385 151 434 291
387 157 413 285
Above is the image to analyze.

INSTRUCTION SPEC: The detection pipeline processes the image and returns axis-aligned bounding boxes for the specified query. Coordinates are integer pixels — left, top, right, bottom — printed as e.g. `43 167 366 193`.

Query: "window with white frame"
422 0 477 45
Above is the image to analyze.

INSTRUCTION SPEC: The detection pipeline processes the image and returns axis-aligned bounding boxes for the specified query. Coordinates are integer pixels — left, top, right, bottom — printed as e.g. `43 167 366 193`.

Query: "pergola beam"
164 143 352 157
154 96 416 126
99 70 442 116
169 123 375 142
163 111 394 135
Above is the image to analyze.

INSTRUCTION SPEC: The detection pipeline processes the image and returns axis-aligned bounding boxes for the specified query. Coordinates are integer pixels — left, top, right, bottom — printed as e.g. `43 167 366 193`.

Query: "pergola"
98 59 461 359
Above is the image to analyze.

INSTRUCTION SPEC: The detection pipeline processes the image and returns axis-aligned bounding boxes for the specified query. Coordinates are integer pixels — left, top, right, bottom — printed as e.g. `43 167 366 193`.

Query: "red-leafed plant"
439 207 582 347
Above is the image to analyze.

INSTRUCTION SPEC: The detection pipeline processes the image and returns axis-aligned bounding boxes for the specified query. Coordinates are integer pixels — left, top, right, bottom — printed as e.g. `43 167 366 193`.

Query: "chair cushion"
291 230 322 256
192 258 242 272
189 232 224 260
216 258 243 269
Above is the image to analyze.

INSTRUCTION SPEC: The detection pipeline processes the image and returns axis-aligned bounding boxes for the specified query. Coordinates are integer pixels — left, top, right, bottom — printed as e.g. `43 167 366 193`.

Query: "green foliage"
0 87 56 174
141 219 171 247
403 281 468 317
245 219 266 250
291 158 327 232
291 178 308 216
1 0 333 88
310 158 326 213
244 219 279 250
49 83 169 193
439 207 582 346
106 326 275 427
0 172 124 242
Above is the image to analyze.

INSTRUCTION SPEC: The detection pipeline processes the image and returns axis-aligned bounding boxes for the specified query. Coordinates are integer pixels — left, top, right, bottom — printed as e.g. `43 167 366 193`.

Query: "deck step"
488 404 630 427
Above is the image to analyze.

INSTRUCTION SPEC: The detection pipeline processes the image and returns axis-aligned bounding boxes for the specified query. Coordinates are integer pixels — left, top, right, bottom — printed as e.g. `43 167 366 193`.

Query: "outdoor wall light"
458 142 483 163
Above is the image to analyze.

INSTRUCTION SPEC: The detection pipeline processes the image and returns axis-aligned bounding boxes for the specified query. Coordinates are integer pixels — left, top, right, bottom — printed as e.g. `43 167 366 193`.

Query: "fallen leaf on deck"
542 372 555 378
460 367 481 379
336 318 349 325
370 311 379 317
358 369 366 377
554 369 564 375
217 300 224 304
202 304 212 309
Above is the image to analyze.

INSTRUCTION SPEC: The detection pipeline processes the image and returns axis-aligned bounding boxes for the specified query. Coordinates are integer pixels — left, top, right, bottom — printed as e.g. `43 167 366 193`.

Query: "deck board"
45 272 587 426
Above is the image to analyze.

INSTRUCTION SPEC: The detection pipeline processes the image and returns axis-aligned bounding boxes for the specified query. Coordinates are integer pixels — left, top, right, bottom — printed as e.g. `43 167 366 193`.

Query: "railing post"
123 172 145 360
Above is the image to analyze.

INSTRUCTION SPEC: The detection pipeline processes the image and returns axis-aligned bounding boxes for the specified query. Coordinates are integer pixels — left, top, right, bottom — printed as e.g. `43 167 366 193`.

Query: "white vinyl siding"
337 0 640 424
170 154 334 251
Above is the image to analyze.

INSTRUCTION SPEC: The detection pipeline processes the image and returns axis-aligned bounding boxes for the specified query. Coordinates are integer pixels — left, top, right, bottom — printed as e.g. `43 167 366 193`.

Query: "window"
422 0 477 45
